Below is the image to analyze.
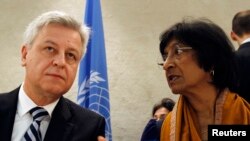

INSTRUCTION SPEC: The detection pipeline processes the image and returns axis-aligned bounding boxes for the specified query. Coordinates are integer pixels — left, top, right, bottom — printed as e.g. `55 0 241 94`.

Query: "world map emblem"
78 70 112 140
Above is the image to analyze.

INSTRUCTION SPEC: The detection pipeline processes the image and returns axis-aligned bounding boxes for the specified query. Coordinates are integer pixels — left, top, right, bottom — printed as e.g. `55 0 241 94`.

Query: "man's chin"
44 87 69 97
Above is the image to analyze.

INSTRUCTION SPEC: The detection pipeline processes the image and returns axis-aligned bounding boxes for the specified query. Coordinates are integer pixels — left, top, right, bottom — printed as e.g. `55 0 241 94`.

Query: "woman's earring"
211 70 214 77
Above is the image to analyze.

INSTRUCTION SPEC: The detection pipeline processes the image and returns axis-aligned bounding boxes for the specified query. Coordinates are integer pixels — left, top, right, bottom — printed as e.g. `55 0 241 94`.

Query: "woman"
159 18 250 141
141 98 175 141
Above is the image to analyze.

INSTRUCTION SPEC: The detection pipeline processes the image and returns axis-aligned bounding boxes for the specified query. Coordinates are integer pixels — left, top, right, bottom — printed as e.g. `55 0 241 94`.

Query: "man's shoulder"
0 87 19 100
236 42 250 57
62 97 104 120
238 42 250 50
0 87 19 113
54 98 106 139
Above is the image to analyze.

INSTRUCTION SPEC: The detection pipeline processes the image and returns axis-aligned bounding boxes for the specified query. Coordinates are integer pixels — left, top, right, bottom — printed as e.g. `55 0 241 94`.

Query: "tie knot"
29 107 49 121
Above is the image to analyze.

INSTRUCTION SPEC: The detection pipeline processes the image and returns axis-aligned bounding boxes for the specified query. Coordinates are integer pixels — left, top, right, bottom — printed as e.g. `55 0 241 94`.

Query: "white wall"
1 0 250 140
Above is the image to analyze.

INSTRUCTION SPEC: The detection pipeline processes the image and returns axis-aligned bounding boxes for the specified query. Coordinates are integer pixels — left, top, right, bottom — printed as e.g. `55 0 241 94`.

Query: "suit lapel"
44 97 74 141
0 87 19 141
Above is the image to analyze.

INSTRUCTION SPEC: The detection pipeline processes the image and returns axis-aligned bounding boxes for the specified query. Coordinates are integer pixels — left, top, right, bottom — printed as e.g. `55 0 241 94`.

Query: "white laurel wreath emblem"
78 71 105 104
78 71 111 140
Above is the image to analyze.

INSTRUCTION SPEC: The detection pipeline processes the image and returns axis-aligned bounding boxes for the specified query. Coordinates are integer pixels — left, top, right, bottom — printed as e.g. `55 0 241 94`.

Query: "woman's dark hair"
159 18 237 92
152 98 175 117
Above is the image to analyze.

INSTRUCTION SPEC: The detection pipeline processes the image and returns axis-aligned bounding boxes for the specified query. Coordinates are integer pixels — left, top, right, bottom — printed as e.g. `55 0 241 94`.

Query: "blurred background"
0 0 250 140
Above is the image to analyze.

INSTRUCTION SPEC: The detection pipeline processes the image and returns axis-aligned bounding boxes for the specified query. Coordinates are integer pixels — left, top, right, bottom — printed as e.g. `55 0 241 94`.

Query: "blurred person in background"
231 9 250 103
140 97 175 141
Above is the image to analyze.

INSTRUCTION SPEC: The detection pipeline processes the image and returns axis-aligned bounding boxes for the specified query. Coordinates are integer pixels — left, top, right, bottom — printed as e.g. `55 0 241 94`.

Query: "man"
0 11 106 141
231 9 250 103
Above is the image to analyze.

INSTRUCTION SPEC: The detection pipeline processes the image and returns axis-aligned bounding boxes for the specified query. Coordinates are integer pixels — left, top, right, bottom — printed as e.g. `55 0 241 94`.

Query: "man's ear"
231 31 237 41
21 45 28 66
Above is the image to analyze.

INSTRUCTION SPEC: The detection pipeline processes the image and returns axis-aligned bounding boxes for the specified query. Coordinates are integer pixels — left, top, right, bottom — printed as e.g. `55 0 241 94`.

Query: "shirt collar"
241 38 250 45
17 83 59 117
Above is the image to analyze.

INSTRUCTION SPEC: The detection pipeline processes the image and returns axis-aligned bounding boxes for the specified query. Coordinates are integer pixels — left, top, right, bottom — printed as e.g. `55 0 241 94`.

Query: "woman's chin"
170 88 180 94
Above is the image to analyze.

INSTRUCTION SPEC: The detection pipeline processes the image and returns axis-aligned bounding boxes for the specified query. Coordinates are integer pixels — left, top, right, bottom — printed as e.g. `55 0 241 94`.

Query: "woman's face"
162 39 211 95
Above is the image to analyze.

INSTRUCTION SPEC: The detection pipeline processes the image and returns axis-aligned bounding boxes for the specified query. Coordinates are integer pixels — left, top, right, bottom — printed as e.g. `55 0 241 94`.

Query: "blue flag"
77 0 112 140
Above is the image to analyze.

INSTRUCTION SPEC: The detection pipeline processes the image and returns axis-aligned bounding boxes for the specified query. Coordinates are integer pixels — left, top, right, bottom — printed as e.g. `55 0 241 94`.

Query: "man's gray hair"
23 10 90 54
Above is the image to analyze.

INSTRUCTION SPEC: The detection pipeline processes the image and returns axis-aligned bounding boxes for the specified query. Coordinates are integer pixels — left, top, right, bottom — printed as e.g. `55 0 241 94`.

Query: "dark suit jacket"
140 119 162 141
235 41 250 103
0 87 105 141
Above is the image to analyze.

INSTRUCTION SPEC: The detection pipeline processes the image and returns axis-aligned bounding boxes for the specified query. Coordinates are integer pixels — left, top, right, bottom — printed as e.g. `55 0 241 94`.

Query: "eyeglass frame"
158 44 193 66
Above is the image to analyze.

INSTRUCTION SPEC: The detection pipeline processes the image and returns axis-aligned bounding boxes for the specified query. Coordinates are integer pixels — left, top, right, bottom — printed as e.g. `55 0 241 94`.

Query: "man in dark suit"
0 11 106 141
231 9 250 103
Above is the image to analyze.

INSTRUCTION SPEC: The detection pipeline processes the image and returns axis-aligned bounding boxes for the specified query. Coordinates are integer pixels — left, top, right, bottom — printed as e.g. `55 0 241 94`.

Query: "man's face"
153 107 169 121
21 23 83 101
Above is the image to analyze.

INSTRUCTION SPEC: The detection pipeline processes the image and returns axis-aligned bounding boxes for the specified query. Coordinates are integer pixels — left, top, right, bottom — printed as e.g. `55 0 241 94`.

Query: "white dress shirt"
11 83 59 141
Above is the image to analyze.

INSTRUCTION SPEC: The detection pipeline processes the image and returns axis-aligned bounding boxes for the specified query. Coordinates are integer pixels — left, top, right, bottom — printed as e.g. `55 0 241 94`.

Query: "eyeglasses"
158 45 193 66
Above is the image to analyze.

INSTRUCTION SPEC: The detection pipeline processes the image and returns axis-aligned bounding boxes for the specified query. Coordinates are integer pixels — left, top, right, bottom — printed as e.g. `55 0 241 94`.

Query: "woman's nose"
163 57 175 70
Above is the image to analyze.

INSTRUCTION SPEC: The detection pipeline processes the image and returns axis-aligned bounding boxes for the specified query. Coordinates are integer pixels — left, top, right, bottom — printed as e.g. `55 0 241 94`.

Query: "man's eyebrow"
44 40 57 45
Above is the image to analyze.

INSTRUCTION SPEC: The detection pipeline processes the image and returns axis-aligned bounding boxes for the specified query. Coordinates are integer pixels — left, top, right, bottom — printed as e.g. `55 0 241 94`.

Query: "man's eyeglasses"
158 45 192 66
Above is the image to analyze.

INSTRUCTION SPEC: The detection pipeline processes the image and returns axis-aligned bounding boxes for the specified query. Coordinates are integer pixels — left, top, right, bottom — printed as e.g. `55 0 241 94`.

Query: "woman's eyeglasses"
158 45 193 66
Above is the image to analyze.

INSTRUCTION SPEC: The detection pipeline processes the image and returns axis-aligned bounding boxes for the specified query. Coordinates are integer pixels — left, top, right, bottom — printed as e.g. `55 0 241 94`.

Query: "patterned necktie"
22 107 49 141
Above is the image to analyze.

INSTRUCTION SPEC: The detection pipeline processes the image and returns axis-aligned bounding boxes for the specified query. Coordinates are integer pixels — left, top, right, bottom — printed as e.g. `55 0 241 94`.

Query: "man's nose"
52 53 66 67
